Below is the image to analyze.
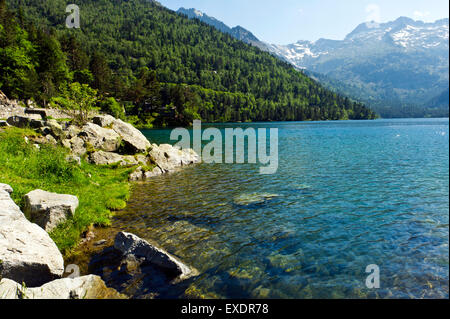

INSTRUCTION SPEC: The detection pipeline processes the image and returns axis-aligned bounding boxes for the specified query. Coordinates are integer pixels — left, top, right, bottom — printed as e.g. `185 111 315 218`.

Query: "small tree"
50 82 98 125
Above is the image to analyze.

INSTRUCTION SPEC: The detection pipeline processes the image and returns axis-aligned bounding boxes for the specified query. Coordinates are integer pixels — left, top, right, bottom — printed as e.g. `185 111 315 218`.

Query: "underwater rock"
233 193 279 206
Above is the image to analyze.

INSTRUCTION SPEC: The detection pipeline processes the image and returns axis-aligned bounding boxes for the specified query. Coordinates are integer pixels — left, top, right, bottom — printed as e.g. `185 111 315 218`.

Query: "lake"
111 118 449 299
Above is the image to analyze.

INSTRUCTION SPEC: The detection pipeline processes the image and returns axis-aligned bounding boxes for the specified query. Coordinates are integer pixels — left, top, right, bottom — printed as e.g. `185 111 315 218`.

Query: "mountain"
177 8 270 51
269 17 449 118
3 0 375 125
175 8 449 118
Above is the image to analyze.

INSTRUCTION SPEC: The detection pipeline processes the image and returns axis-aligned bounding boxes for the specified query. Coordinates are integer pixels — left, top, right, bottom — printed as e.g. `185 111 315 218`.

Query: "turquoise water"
114 119 449 299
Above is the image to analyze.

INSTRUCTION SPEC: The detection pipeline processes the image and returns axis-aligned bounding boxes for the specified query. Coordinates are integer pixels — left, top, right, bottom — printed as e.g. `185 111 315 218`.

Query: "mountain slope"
271 18 449 117
175 8 448 118
6 0 375 122
177 7 270 51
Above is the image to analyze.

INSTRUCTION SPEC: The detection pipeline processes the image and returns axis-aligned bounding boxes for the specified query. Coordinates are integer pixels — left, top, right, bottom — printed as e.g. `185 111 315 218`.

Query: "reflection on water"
110 119 449 299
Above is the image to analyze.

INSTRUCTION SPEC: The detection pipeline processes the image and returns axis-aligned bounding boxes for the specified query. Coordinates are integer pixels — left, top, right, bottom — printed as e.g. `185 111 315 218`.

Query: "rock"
144 166 163 179
89 151 136 166
0 185 64 287
38 126 52 136
114 232 197 281
92 115 115 128
149 144 200 172
64 125 81 139
0 183 13 194
128 166 163 181
6 115 44 129
0 275 125 299
23 189 79 233
24 108 46 119
94 239 107 246
79 122 121 152
45 134 57 145
45 119 65 139
129 166 144 181
68 136 86 156
66 155 81 166
110 119 151 154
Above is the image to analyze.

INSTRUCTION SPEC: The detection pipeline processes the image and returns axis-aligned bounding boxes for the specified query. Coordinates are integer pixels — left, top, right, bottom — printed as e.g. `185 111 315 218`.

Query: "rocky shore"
0 93 200 299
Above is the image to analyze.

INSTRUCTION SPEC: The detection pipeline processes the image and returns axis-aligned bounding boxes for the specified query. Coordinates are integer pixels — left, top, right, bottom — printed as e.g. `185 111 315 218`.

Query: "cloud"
365 4 381 28
413 10 431 20
365 4 381 22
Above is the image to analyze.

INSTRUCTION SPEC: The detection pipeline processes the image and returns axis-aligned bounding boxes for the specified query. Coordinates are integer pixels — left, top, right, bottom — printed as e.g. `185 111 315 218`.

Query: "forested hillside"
2 0 376 126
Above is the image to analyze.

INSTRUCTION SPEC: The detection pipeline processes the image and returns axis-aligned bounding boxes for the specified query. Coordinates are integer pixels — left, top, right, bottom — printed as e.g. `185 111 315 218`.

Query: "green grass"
0 127 133 255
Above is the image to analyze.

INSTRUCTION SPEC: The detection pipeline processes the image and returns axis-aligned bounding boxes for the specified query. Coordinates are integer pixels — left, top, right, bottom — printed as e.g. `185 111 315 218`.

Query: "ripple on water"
104 119 449 299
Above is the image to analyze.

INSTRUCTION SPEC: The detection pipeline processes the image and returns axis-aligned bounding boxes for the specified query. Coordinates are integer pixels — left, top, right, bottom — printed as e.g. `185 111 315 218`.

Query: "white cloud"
366 4 381 22
413 10 431 20
365 4 381 28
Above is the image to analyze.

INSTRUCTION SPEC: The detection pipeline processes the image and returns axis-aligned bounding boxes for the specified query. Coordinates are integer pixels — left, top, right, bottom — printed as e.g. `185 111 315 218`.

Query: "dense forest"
1 0 376 127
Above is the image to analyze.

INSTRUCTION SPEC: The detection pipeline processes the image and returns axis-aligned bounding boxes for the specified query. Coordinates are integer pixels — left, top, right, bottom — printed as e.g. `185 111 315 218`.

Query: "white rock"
110 119 151 154
0 186 64 287
79 122 121 152
0 275 124 299
23 189 79 233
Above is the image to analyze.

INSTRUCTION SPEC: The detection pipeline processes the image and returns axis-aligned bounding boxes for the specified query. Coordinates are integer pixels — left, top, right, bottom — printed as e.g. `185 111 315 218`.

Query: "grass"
0 127 133 255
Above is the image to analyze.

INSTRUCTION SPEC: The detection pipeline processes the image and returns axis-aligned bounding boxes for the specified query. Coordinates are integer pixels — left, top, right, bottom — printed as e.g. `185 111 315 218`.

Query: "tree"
50 82 98 125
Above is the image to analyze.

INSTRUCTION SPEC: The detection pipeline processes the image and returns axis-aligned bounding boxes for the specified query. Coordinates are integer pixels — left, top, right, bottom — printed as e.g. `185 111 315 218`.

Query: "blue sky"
158 0 449 44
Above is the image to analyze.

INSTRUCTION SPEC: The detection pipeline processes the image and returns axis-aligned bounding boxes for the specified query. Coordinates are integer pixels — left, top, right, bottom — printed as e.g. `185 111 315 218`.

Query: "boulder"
0 185 64 287
79 122 121 152
45 119 65 139
65 155 81 166
114 232 197 281
149 144 200 172
23 189 79 233
64 125 81 139
92 115 115 128
110 119 151 154
68 136 87 156
0 183 13 194
89 151 137 166
24 108 46 119
128 166 144 181
144 166 163 179
6 115 44 129
0 275 126 299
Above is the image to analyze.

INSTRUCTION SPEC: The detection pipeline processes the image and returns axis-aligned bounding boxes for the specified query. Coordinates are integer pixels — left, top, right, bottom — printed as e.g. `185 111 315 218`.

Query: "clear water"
113 119 449 299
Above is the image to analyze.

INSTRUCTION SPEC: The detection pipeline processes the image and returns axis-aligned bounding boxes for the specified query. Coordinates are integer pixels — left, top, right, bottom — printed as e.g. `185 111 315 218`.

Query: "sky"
158 0 449 44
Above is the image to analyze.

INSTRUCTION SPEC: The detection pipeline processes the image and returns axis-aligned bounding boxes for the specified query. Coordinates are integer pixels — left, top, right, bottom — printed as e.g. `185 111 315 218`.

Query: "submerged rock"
0 185 64 287
0 275 125 299
233 193 279 206
24 189 79 233
114 232 197 282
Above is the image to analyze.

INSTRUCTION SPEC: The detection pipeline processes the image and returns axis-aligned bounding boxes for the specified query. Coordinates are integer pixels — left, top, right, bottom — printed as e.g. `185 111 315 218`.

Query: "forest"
1 0 377 127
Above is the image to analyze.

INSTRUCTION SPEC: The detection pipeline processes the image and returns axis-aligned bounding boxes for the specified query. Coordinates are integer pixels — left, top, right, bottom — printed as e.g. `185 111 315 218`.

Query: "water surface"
113 119 449 299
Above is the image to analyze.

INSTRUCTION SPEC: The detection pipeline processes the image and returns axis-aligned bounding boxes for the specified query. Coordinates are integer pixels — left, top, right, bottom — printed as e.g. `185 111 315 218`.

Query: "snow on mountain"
271 17 449 69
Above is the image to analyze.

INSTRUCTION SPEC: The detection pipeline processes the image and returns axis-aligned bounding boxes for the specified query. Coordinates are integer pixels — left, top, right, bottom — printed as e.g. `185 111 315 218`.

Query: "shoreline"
0 102 200 298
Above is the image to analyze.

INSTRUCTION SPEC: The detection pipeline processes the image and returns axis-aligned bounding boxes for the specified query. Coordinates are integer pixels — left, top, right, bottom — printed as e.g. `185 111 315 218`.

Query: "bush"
99 97 125 119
